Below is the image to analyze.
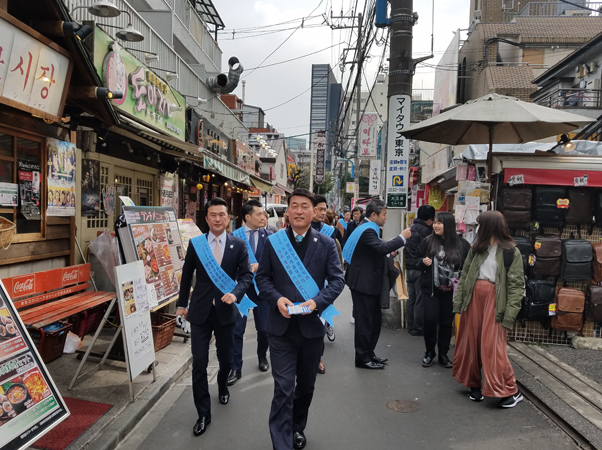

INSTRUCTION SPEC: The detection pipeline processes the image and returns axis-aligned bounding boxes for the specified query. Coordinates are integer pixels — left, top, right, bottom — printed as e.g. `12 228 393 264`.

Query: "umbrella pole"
487 124 494 210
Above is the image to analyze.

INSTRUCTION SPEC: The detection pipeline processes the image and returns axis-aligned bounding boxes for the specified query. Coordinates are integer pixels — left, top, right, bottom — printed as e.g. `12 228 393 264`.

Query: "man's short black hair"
242 199 263 221
351 206 362 214
366 199 386 218
313 194 327 207
205 197 228 216
288 188 314 205
417 204 436 221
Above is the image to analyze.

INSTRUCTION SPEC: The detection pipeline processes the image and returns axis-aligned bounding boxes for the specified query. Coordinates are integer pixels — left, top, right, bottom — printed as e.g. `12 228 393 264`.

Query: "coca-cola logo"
62 269 79 285
13 276 34 296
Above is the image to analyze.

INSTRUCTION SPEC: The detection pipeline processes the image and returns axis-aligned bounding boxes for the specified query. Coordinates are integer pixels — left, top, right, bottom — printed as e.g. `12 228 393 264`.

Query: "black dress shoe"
422 351 436 367
293 430 307 449
439 354 453 368
355 361 385 370
372 355 388 364
219 390 230 405
193 415 211 436
227 369 241 386
258 356 270 372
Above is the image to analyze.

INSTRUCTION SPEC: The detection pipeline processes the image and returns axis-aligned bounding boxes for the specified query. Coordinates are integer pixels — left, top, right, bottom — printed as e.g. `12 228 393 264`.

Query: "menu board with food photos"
123 206 184 308
0 282 69 450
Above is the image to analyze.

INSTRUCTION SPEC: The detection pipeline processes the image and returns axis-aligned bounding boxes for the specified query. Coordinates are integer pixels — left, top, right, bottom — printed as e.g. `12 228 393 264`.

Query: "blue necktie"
249 229 257 255
296 235 303 243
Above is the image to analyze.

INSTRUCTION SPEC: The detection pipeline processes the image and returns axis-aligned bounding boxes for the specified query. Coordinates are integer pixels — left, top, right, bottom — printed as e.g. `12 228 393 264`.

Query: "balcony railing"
412 89 434 101
503 1 602 21
535 88 602 109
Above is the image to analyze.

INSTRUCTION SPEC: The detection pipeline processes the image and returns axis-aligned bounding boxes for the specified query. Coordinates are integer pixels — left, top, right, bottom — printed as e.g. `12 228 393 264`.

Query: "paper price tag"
574 175 588 187
549 303 557 316
534 242 541 250
528 254 536 266
508 175 524 186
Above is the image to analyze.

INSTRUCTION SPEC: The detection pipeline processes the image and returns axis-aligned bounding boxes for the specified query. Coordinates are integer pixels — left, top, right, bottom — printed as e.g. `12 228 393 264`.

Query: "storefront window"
0 133 12 157
0 160 13 183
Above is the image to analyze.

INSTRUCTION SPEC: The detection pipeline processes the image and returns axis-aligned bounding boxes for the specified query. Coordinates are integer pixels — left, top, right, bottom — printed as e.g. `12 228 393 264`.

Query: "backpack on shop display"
500 187 532 230
521 279 556 325
586 283 602 322
595 192 602 228
560 239 593 281
565 188 594 225
552 287 585 332
534 186 567 229
592 243 602 282
531 235 562 278
512 235 532 272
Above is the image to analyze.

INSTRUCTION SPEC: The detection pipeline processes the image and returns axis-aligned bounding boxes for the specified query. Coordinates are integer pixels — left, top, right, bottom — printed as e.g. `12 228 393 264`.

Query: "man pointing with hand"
256 189 344 450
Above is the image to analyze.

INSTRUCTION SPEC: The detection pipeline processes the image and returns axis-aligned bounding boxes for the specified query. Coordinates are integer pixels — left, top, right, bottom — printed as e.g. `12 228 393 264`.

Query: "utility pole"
380 0 431 328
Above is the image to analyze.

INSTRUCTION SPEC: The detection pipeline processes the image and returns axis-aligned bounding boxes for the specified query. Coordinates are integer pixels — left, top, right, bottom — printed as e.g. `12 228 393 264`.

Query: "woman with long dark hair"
453 211 525 408
417 212 471 369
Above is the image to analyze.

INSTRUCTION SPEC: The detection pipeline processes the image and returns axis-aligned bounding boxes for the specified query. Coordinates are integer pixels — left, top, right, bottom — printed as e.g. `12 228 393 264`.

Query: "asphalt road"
117 287 578 450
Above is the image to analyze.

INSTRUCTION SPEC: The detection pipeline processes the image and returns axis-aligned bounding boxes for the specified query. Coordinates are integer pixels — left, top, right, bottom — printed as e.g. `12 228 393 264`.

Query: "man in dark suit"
228 199 271 386
256 189 344 450
345 198 411 369
176 197 253 437
311 194 343 246
343 206 362 247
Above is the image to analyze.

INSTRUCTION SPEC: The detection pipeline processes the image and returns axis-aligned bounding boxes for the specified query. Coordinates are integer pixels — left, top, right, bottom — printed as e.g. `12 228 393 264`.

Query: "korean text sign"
314 130 326 184
385 95 411 208
0 11 71 123
359 113 378 159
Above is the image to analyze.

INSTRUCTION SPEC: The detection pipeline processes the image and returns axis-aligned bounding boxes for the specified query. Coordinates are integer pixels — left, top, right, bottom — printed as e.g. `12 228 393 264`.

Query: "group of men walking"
177 190 411 450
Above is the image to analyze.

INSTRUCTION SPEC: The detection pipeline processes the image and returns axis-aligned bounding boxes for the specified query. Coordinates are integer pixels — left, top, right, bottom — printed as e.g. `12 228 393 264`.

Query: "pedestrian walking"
176 197 253 437
404 204 435 336
256 188 344 450
452 211 525 408
417 211 470 368
344 198 411 369
336 209 351 238
228 199 271 386
343 206 362 247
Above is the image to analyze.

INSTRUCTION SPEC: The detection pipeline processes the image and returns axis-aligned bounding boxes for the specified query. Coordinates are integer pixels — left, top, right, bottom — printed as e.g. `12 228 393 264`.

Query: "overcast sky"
216 0 469 142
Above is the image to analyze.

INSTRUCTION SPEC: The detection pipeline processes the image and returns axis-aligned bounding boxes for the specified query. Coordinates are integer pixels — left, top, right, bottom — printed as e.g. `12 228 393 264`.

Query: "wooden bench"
1 263 116 329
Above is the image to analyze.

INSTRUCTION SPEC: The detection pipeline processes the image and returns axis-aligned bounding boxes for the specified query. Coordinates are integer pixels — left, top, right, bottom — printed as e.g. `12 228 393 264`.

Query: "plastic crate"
26 322 73 363
68 303 109 339
151 313 176 351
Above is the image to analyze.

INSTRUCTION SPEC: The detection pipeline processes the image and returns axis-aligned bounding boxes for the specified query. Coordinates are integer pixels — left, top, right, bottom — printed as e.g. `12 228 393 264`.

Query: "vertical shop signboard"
369 159 381 196
124 206 185 307
0 282 69 450
315 130 326 184
359 113 378 159
81 159 100 217
159 176 174 208
46 138 75 217
385 94 411 209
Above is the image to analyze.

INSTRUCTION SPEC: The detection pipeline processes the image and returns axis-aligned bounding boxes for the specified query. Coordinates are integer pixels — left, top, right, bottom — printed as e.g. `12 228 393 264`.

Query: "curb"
83 350 192 450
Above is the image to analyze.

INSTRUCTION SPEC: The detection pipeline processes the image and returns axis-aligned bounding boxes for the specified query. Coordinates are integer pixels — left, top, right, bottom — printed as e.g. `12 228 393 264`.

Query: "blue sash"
342 222 381 264
233 226 260 294
190 235 257 317
319 224 335 237
340 220 348 230
268 231 340 326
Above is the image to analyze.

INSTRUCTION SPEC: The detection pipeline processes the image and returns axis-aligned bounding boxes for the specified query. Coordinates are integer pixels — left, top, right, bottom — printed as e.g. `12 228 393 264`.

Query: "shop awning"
203 151 250 185
250 175 273 194
275 182 292 195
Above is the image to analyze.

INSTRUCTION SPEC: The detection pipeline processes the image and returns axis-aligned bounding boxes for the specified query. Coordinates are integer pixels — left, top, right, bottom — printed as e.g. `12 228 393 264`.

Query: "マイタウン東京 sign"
385 94 410 209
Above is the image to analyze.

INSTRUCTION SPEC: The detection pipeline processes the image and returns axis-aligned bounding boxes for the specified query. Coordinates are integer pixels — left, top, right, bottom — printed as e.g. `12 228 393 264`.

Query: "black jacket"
311 220 344 246
403 218 433 270
177 234 253 325
345 219 405 296
417 235 471 296
343 220 360 247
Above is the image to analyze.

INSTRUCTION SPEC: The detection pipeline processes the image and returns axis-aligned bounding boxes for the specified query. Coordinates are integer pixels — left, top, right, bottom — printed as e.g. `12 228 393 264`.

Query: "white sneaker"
350 315 355 324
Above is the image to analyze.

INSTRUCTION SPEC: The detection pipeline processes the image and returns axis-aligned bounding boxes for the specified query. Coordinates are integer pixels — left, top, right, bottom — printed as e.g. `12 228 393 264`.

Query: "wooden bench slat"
20 292 113 323
27 294 116 329
14 283 90 309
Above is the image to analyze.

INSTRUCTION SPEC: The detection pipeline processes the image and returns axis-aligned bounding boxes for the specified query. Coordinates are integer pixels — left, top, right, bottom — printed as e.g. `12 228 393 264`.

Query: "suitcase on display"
503 210 531 230
593 243 602 282
531 235 562 277
500 187 532 230
561 239 593 281
522 279 556 323
552 287 585 332
586 283 602 322
565 188 594 225
534 187 567 228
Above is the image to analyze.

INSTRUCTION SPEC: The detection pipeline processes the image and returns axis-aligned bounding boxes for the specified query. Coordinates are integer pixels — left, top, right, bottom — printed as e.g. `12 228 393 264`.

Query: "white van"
265 203 287 231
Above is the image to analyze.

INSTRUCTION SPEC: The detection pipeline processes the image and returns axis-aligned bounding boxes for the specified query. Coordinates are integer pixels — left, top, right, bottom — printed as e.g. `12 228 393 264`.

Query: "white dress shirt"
207 230 227 260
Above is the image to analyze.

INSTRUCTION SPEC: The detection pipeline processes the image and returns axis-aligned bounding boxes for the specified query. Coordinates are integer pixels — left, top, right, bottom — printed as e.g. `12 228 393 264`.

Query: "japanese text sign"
385 94 410 209
0 12 71 123
314 130 326 184
359 113 378 159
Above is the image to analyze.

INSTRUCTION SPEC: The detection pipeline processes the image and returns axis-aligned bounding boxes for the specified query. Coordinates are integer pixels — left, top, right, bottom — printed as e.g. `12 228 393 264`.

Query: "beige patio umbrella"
401 93 595 179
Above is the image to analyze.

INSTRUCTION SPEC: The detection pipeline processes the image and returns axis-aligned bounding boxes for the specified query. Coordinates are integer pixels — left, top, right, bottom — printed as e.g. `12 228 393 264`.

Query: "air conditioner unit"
474 9 482 20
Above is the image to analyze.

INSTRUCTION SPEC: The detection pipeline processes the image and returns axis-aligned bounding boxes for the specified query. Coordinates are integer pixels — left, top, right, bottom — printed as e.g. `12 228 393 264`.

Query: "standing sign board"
0 282 69 450
123 206 185 307
113 262 155 383
359 113 379 159
315 130 326 184
385 94 411 208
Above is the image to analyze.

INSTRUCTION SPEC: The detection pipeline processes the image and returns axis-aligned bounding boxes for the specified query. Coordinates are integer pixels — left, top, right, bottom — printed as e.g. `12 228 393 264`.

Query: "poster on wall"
123 206 185 307
46 138 75 217
0 282 70 450
81 159 100 217
0 182 18 206
177 219 202 253
103 186 116 215
17 161 40 220
159 176 174 207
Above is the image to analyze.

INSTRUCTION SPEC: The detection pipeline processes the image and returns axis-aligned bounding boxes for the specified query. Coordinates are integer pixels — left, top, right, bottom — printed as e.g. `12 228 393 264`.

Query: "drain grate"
386 400 420 413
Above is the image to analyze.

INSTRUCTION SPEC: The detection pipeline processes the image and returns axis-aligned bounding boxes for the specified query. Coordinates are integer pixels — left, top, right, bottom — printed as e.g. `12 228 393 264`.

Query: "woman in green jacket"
452 211 525 408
